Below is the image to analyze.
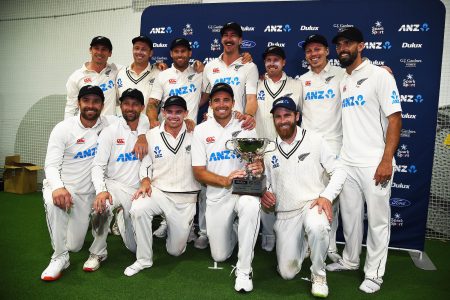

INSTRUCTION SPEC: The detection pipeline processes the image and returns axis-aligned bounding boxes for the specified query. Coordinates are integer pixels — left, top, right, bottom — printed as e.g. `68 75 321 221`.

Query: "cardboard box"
3 155 42 194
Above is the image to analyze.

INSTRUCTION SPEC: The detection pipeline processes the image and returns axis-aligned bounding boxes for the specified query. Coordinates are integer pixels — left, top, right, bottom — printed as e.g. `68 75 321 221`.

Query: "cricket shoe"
41 253 70 281
261 235 275 252
311 273 329 298
234 268 253 293
124 261 152 277
326 259 358 272
83 253 107 272
153 223 167 238
194 234 209 249
327 251 342 263
359 277 382 293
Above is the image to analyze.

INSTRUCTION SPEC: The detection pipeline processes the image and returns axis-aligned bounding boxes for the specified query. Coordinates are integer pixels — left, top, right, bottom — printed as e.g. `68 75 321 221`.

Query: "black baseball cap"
302 34 328 50
119 88 144 105
210 83 234 99
220 22 243 37
270 96 297 113
262 46 286 60
332 27 364 44
163 95 187 110
90 36 112 51
170 38 191 50
78 85 105 102
132 35 153 50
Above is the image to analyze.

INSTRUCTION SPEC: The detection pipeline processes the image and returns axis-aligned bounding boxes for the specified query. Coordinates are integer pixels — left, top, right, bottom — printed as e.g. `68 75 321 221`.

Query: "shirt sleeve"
377 68 402 117
245 64 259 95
64 73 79 119
319 138 347 202
137 114 150 135
91 126 114 194
191 128 207 167
44 122 67 191
149 71 164 101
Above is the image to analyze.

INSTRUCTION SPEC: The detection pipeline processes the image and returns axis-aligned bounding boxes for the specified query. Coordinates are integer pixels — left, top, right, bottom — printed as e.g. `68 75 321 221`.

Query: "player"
326 27 402 294
85 88 149 271
192 83 262 293
65 36 118 118
255 45 302 252
40 85 147 281
299 34 345 263
124 96 201 276
116 36 161 114
261 96 346 298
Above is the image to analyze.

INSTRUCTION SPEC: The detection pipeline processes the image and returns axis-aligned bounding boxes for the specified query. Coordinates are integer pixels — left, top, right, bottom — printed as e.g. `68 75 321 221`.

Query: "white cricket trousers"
43 182 94 259
275 205 330 279
89 179 137 256
339 165 392 279
130 188 196 267
261 209 276 238
197 185 207 236
206 194 260 273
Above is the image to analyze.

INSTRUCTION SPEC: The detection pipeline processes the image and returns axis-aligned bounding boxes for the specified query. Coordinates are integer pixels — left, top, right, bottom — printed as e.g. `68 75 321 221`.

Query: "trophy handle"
225 139 235 151
264 140 277 154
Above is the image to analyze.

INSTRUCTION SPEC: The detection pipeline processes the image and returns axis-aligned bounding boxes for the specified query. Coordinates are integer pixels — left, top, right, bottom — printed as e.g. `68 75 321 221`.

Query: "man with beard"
255 45 302 252
192 83 262 293
65 36 118 118
41 85 148 280
85 88 149 272
326 27 402 294
261 96 346 298
299 34 345 263
124 96 201 276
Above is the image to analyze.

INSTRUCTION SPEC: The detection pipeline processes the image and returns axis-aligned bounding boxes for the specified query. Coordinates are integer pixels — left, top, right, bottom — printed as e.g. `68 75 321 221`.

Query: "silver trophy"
225 138 276 196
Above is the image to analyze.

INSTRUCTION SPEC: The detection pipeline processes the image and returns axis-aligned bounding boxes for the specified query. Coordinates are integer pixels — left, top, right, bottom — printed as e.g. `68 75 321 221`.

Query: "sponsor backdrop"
141 0 445 251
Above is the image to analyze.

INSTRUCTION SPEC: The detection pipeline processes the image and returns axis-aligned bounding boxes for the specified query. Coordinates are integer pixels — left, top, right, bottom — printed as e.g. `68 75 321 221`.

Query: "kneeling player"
124 96 201 276
261 97 346 298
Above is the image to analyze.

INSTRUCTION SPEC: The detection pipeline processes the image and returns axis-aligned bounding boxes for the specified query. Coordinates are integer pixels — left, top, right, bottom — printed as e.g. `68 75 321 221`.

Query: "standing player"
326 27 402 294
65 36 118 118
299 34 345 262
116 36 161 114
124 96 201 276
255 45 302 252
85 88 149 271
192 83 262 293
261 97 346 298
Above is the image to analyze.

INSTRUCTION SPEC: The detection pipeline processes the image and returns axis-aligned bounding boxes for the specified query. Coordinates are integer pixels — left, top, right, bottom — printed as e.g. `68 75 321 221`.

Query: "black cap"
163 95 187 110
302 34 328 50
270 96 297 113
170 38 191 50
90 36 112 51
78 85 105 102
332 27 364 44
220 22 243 37
119 88 144 105
210 83 234 99
132 35 153 50
262 46 286 60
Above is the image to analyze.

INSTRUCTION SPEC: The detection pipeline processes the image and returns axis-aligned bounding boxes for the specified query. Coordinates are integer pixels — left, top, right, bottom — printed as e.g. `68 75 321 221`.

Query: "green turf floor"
0 192 449 299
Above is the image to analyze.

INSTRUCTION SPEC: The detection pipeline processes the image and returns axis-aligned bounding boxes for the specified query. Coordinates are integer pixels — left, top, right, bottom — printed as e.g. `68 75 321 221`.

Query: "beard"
122 111 139 123
276 121 297 140
338 50 358 68
80 108 101 121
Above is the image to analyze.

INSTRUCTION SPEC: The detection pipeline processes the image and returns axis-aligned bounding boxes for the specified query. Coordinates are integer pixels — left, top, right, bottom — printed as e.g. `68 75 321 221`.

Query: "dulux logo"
305 89 336 101
264 24 291 32
398 23 430 32
169 84 197 96
209 150 240 161
149 26 173 34
300 25 319 31
241 40 256 49
402 42 422 49
402 113 417 119
116 152 138 162
342 95 365 108
390 198 412 207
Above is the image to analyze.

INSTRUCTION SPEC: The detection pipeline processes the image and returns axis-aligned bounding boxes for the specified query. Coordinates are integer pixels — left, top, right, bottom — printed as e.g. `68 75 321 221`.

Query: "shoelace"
312 274 327 285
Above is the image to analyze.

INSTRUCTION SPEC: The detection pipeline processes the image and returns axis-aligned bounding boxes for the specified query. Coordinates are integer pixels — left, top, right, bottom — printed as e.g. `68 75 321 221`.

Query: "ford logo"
389 198 411 207
298 41 306 48
241 40 256 48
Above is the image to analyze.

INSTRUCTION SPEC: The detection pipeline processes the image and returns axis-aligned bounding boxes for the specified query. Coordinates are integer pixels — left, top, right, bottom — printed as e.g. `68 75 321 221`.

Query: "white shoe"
234 269 253 293
41 253 70 281
327 251 342 263
83 253 107 272
194 235 209 249
359 278 382 293
326 259 357 272
261 235 275 252
124 261 151 277
153 223 167 238
311 273 329 298
187 226 197 243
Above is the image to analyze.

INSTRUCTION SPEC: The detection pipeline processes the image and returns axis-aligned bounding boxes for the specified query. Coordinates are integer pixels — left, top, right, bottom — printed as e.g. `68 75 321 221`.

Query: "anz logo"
342 95 365 108
264 24 291 33
398 23 430 32
73 147 97 159
116 152 138 162
149 26 173 34
213 77 240 86
364 41 391 50
395 164 417 173
391 91 400 104
305 89 335 101
99 80 115 92
169 84 197 96
209 150 240 161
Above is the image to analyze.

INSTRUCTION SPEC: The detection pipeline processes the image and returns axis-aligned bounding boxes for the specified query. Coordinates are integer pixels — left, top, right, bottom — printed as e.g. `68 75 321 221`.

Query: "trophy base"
232 175 266 197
